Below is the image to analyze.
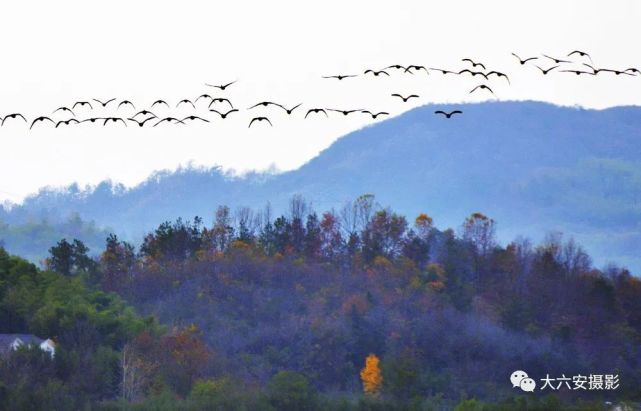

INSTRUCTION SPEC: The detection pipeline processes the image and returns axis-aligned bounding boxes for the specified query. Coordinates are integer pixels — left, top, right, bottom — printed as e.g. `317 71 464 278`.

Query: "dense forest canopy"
1 194 639 410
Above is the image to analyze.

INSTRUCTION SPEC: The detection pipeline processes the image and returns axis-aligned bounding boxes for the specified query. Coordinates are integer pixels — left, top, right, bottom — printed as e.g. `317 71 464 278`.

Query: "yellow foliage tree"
360 354 383 396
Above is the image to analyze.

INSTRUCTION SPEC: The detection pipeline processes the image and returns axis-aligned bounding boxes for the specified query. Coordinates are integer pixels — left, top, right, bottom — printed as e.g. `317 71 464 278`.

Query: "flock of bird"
1 50 639 131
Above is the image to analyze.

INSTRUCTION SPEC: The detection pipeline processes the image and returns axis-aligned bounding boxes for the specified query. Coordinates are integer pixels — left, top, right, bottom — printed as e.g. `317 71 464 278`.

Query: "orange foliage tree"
360 354 383 396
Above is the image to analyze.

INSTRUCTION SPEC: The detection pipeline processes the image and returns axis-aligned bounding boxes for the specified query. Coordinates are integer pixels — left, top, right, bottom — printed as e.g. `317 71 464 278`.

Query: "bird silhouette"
560 69 595 76
391 93 419 102
209 108 239 119
176 99 196 109
205 80 237 91
248 101 284 110
93 98 116 108
279 103 302 115
53 107 75 116
1 113 27 126
127 117 157 127
458 69 489 80
248 117 273 128
469 84 494 94
153 117 186 127
404 65 429 74
543 54 571 64
102 117 127 126
434 110 462 118
322 74 357 80
385 64 409 71
429 67 457 75
567 50 592 62
361 110 389 119
80 118 105 124
118 100 136 110
73 101 93 110
534 65 559 75
181 115 209 123
208 98 234 109
327 109 362 116
462 58 486 70
511 53 537 65
132 110 157 119
30 116 55 129
486 71 510 84
305 108 328 118
195 94 214 103
55 119 80 128
151 100 170 108
364 69 389 77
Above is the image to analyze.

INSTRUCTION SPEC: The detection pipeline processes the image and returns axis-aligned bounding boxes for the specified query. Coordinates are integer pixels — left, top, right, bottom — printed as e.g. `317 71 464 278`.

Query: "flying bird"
543 54 571 64
118 100 136 110
364 69 389 77
385 64 409 71
327 108 362 116
511 53 537 65
30 116 55 129
486 71 510 84
132 110 157 119
391 93 419 102
279 103 302 115
560 69 595 76
53 107 75 116
208 98 234 109
176 99 196 109
55 119 80 128
151 100 170 108
404 65 429 74
469 84 494 94
127 117 157 127
93 98 116 107
429 67 457 75
361 110 389 119
153 117 186 127
1 113 27 126
322 74 357 80
458 69 489 80
248 101 284 110
80 117 105 124
205 80 237 91
72 101 93 110
534 65 559 75
209 108 239 119
248 117 273 128
434 110 462 118
305 108 328 118
567 50 592 62
102 117 127 126
462 58 486 70
181 115 209 123
195 94 214 103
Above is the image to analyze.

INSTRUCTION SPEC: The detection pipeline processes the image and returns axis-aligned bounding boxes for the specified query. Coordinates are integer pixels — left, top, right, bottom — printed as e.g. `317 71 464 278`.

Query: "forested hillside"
2 195 639 410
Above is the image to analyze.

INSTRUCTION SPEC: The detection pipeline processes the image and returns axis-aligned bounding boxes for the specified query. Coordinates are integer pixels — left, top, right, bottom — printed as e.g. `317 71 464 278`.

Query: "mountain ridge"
2 100 640 270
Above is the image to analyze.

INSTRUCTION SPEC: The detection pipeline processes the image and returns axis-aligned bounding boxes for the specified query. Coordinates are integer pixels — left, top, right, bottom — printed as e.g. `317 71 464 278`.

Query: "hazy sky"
0 0 640 203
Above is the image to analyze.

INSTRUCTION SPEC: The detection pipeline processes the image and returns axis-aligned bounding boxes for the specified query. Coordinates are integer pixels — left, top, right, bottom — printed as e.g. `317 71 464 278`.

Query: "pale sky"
0 0 640 203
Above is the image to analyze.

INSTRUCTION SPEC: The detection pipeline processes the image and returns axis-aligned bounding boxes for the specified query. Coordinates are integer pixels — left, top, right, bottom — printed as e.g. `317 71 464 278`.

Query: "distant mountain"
2 101 641 271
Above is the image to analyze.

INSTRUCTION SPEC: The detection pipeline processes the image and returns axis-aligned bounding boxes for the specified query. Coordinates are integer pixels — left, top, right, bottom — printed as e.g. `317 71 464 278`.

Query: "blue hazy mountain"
2 101 641 270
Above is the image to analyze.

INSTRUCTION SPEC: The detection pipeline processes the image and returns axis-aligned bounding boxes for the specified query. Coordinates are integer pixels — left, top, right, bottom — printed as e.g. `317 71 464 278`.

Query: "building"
0 334 56 358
